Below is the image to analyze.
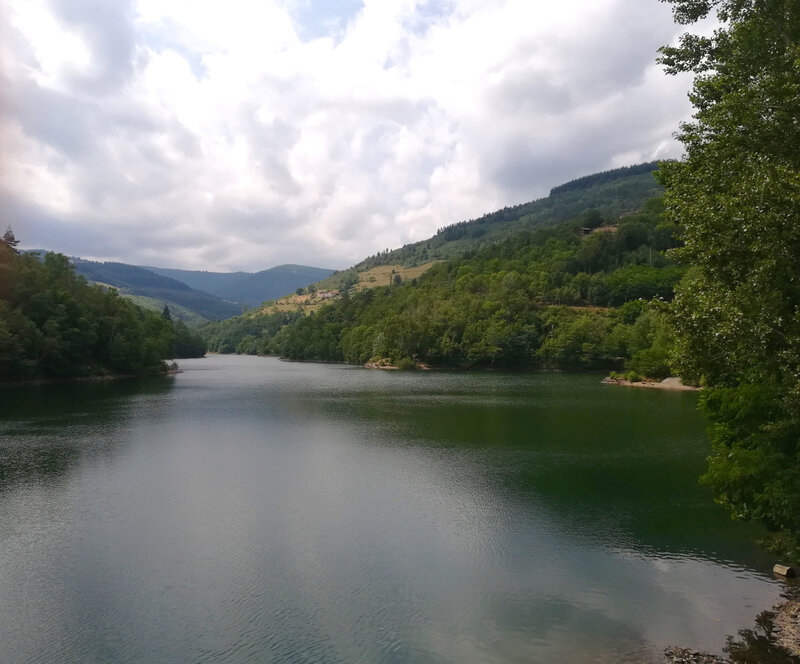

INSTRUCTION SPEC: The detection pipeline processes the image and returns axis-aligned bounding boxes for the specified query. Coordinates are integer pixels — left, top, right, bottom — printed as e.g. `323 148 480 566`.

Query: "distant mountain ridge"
67 259 335 320
30 163 659 322
72 259 243 320
144 264 336 307
140 267 249 295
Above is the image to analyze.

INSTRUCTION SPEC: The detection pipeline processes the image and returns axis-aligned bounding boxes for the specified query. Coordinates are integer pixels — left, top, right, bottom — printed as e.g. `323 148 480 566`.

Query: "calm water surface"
0 355 782 663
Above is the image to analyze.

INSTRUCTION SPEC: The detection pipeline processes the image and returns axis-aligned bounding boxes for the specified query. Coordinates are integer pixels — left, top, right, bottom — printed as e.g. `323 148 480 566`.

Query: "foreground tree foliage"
0 240 205 381
659 0 800 556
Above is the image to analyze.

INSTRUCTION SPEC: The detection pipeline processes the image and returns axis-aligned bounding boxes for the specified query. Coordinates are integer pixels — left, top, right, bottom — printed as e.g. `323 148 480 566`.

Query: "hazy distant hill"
140 267 249 295
72 259 243 320
145 264 336 307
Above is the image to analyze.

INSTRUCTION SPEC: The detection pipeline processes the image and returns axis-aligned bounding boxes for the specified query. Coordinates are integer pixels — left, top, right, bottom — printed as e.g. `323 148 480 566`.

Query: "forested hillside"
353 162 662 272
0 236 205 382
204 196 679 375
73 260 242 320
305 163 663 296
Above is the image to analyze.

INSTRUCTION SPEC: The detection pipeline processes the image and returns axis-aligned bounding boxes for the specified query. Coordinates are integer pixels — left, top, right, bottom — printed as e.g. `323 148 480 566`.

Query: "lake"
0 355 783 663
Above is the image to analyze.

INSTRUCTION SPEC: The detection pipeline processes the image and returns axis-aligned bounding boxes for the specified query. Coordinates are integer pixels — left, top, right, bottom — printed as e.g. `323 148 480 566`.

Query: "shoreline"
363 361 431 370
0 364 182 389
773 593 800 656
602 376 701 391
664 592 800 662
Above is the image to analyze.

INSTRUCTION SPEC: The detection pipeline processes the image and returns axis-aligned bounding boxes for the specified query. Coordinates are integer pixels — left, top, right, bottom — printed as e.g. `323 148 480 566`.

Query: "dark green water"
0 355 783 663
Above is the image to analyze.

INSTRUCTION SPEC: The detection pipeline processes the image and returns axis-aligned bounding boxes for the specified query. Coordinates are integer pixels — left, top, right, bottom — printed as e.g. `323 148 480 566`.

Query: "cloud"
48 0 137 92
1 0 693 271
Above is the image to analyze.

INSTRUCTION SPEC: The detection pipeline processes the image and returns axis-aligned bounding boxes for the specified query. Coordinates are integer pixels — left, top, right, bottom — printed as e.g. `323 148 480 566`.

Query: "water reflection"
725 597 800 664
0 356 785 663
0 378 172 491
276 363 769 566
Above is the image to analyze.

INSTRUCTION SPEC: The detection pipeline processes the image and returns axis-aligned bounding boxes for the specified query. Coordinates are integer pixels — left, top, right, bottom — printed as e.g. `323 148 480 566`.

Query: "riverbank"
0 362 181 388
364 359 431 370
664 589 800 663
774 593 800 656
603 376 701 391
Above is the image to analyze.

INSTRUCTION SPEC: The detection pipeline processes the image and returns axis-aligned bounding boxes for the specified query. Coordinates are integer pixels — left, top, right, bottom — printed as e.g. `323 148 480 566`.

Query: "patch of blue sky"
139 19 209 79
289 0 364 42
404 0 453 37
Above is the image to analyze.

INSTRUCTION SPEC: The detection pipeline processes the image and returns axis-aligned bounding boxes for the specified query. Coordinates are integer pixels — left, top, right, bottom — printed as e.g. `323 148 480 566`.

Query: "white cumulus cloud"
1 0 692 270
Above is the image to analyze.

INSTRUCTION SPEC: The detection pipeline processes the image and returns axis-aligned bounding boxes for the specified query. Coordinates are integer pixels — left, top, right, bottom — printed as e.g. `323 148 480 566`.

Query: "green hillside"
124 295 207 326
72 260 242 320
0 245 206 382
311 163 662 295
144 264 336 306
358 162 662 269
204 190 680 375
212 265 336 306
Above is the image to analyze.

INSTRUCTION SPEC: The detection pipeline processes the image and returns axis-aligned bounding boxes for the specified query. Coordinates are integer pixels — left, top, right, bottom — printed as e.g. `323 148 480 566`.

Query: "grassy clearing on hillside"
352 263 439 290
256 262 439 315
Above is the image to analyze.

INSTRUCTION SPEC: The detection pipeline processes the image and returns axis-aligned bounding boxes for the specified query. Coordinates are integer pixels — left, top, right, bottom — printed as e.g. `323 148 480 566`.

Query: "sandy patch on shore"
774 597 800 656
602 376 701 391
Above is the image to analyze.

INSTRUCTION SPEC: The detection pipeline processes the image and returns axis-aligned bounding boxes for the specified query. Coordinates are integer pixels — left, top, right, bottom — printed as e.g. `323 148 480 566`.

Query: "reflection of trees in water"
0 378 172 491
0 444 82 491
725 596 800 664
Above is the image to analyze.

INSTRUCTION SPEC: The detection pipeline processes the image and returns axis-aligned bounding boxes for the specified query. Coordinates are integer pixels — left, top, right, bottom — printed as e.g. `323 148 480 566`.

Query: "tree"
161 305 172 321
0 249 176 380
658 0 800 556
1 226 19 253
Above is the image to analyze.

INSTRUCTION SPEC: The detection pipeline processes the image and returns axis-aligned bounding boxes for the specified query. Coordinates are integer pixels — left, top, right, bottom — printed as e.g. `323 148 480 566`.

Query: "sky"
1 0 695 272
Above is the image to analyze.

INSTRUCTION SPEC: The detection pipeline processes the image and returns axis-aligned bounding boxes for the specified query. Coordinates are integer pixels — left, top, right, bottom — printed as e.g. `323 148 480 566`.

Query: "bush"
395 357 418 370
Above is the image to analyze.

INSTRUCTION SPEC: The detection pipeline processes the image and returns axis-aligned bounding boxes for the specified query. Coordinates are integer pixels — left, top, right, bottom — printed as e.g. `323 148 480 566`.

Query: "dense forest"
548 162 661 196
0 233 205 382
203 197 679 376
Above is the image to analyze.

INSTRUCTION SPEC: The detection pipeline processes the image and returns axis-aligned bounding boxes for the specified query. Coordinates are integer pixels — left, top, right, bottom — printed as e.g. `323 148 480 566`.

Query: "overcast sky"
1 0 694 271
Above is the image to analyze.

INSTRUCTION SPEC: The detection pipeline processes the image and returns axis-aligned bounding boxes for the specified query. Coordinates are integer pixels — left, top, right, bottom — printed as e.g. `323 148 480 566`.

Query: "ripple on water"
0 356 784 663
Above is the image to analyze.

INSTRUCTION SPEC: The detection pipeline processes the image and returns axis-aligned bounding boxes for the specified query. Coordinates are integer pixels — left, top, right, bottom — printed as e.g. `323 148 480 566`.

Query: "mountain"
203 162 681 371
144 264 336 307
212 265 337 306
308 162 664 294
204 195 682 373
139 267 249 295
71 259 243 320
358 162 662 269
